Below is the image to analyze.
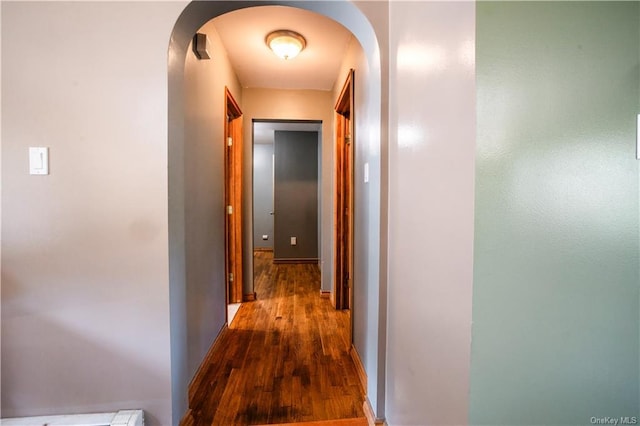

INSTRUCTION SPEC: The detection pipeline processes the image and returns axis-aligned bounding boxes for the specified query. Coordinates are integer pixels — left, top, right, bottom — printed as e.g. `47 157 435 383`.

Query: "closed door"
273 130 319 262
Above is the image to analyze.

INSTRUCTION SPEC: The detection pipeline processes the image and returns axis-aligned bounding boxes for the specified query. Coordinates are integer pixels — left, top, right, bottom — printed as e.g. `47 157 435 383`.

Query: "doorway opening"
225 88 243 322
168 2 385 423
252 120 322 288
334 70 354 314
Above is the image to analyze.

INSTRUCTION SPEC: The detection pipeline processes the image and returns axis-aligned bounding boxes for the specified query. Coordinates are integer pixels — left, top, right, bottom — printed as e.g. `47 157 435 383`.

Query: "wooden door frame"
225 87 243 305
334 70 354 314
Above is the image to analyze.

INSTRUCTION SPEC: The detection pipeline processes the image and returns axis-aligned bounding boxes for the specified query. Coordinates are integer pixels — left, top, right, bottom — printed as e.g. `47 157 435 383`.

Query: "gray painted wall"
470 2 640 424
333 39 384 416
253 143 274 250
183 19 242 392
168 6 245 423
274 131 319 260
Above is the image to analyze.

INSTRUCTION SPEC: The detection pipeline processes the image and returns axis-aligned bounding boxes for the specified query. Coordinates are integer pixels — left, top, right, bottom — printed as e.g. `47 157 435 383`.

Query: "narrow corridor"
182 251 365 425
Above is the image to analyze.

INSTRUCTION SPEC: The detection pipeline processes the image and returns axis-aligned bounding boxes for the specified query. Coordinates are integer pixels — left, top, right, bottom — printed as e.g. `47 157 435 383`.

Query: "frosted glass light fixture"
266 30 306 60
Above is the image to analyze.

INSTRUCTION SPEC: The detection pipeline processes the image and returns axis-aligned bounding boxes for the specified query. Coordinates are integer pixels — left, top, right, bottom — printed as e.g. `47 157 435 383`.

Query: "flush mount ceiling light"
266 30 306 60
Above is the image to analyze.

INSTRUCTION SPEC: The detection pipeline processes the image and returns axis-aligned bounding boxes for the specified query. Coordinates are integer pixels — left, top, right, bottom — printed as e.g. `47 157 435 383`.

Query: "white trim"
0 410 143 426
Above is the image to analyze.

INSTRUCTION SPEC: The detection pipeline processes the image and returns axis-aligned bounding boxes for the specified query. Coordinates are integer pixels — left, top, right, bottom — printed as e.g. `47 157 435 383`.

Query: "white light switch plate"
29 147 49 175
290 237 297 245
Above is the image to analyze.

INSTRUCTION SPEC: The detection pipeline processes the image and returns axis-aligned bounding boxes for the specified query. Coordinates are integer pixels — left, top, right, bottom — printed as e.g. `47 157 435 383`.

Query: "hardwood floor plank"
182 251 365 425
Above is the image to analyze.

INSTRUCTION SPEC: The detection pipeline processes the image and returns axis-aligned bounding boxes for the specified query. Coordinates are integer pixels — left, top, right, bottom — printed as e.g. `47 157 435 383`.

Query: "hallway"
182 252 366 425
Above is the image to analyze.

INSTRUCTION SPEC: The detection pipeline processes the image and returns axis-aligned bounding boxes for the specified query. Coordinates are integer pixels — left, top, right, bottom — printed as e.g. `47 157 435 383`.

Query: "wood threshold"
254 247 274 252
319 290 331 299
273 258 319 264
242 292 257 302
259 418 368 426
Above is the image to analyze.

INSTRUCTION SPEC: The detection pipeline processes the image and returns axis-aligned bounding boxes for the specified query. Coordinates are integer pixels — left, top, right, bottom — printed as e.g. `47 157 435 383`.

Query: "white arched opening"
167 1 387 424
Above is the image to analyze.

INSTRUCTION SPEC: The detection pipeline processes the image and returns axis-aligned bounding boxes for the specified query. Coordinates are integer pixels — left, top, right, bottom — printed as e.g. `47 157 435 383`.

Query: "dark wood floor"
181 251 365 425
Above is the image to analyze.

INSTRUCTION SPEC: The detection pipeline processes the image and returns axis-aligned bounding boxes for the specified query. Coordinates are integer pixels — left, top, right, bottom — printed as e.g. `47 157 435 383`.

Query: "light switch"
262 235 269 240
290 237 297 246
29 147 49 175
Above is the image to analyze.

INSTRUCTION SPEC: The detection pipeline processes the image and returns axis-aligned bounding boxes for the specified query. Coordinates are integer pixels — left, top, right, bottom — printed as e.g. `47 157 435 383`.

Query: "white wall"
1 2 4 398
1 1 395 424
386 2 476 425
1 2 186 424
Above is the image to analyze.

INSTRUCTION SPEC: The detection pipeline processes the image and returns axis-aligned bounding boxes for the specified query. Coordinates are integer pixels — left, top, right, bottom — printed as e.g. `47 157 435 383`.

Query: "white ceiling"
253 121 322 144
212 5 353 91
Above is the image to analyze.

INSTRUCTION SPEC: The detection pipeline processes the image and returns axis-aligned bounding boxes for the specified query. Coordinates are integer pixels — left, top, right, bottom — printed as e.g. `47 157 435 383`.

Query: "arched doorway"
168 2 386 424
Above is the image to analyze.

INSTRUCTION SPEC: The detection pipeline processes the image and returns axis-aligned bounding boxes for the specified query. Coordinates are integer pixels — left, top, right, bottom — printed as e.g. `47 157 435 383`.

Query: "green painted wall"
471 2 640 425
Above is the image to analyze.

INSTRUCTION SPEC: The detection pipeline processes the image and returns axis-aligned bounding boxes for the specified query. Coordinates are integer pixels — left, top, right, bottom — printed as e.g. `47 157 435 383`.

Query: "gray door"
273 130 319 261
